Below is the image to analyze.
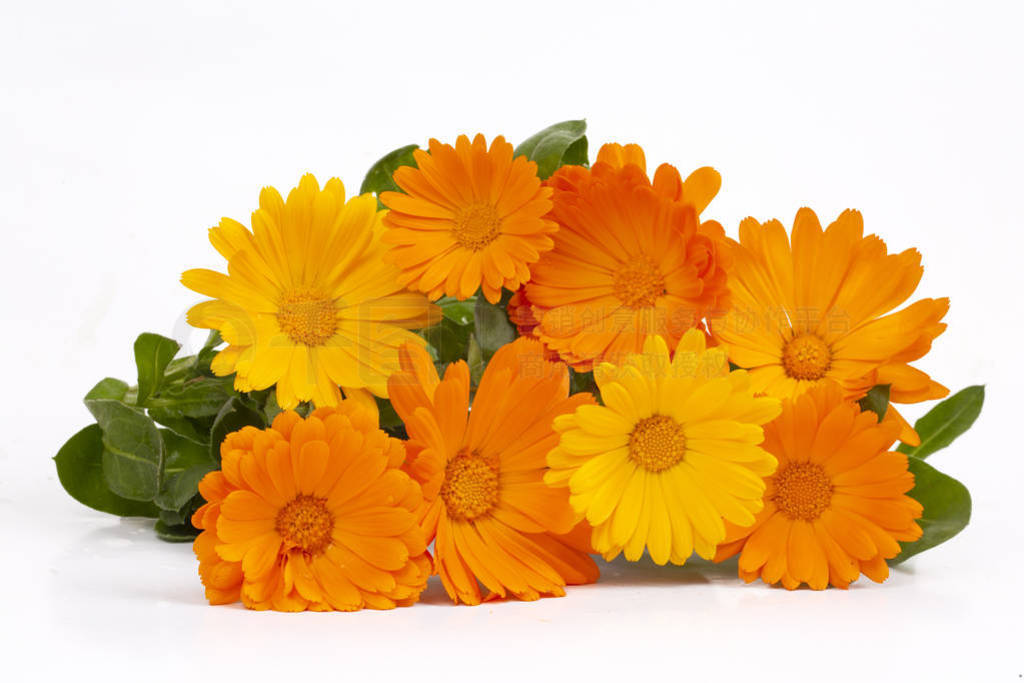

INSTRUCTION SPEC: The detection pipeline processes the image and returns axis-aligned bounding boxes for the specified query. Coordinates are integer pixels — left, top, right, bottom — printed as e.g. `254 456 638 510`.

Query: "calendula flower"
380 134 557 304
714 382 923 589
546 330 781 565
708 208 948 445
182 174 440 410
387 337 599 604
192 402 431 611
526 143 730 371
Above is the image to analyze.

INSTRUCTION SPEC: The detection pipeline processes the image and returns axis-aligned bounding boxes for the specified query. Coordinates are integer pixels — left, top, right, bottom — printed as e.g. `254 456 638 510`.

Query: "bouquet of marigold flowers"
53 120 982 610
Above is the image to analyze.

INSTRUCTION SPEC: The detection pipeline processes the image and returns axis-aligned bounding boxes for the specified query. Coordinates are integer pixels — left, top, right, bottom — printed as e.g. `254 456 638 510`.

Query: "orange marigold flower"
708 208 948 445
387 337 599 604
713 382 923 589
380 134 558 304
192 402 431 611
525 143 730 371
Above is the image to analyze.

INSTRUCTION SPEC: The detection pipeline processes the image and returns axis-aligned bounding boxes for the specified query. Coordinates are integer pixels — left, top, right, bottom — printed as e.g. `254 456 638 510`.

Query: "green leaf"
161 356 196 384
154 519 200 543
162 429 213 472
474 296 516 360
146 376 235 418
376 397 403 429
422 317 473 364
209 396 267 463
897 385 985 459
514 120 588 179
134 333 181 405
192 330 224 376
53 425 160 517
562 136 589 167
263 391 285 424
159 492 205 529
857 384 890 422
360 144 420 197
84 398 165 502
891 456 971 563
88 404 164 500
84 377 130 402
158 507 187 527
438 296 476 325
570 369 597 397
154 430 217 511
375 397 407 439
201 329 223 349
467 335 484 387
148 410 211 445
155 464 213 513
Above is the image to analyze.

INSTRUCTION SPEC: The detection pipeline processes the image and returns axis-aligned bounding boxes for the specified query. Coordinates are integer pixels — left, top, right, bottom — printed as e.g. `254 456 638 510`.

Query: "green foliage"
85 377 130 402
53 425 160 518
439 297 475 325
421 296 476 366
360 144 419 198
154 430 217 512
514 119 589 179
54 331 280 542
473 295 516 361
892 456 972 563
887 384 983 563
154 519 201 543
85 398 165 501
897 386 984 459
145 377 235 418
570 369 598 397
262 390 286 423
857 384 890 421
134 333 181 404
467 335 485 387
376 397 406 439
422 318 472 364
209 397 267 463
148 410 212 445
192 330 223 376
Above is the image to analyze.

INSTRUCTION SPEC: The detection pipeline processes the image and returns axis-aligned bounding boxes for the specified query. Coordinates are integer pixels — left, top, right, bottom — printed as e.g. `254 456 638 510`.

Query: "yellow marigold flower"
546 330 781 565
709 208 948 445
714 382 924 589
380 134 558 304
387 337 599 605
526 143 730 372
182 174 440 410
192 402 431 611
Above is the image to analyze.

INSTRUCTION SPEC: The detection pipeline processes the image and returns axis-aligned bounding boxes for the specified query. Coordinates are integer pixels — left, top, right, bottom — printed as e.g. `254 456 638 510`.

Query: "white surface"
2 1 1021 680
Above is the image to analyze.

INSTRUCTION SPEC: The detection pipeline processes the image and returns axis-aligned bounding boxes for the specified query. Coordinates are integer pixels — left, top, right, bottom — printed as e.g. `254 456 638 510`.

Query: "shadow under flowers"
417 553 743 606
594 554 741 588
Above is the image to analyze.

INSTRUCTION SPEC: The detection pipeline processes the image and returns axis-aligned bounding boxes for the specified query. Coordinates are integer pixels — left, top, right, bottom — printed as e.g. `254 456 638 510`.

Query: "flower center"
613 257 665 309
277 291 337 346
771 462 834 521
440 450 500 521
453 202 501 251
275 494 334 554
782 334 831 380
628 415 686 472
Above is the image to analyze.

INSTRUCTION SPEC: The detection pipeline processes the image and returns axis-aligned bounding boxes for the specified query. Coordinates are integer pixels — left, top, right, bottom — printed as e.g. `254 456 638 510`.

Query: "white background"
2 0 1021 680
